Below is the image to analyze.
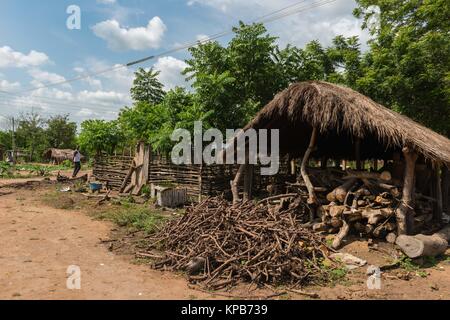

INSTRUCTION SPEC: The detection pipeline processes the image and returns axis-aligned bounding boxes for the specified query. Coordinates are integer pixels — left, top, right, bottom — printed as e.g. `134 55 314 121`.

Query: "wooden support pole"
301 127 318 206
435 163 443 222
396 147 418 235
442 166 449 214
243 165 253 202
231 165 246 204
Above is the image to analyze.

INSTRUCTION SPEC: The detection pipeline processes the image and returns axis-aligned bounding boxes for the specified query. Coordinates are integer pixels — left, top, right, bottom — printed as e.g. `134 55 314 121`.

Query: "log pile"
147 197 334 289
309 170 436 248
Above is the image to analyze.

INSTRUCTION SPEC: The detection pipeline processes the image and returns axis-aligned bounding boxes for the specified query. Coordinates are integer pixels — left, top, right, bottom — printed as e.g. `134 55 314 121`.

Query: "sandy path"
0 188 210 300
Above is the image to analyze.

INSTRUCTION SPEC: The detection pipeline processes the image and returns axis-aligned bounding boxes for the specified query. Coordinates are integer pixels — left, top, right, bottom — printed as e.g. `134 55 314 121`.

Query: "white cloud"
187 0 371 49
77 108 96 117
74 67 103 90
77 90 131 106
0 46 49 68
28 68 71 89
153 56 189 90
92 17 167 51
0 79 20 91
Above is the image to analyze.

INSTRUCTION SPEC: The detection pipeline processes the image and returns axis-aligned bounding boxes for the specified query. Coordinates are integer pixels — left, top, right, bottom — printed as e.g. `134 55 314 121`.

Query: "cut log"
344 170 392 182
326 178 358 203
396 225 450 258
332 220 349 249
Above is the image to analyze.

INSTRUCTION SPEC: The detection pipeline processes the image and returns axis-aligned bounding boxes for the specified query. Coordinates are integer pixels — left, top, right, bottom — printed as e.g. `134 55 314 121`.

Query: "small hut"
44 148 84 164
230 81 450 236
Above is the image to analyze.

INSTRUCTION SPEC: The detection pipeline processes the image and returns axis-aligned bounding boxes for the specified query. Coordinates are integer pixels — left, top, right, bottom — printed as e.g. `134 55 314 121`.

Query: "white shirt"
74 151 81 162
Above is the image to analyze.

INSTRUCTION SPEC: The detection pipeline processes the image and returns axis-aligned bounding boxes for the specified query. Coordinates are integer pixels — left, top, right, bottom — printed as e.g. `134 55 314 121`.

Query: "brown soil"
0 177 449 300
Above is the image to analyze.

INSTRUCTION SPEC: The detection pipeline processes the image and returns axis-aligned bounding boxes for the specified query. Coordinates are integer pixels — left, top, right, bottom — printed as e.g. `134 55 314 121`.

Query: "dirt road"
0 185 210 300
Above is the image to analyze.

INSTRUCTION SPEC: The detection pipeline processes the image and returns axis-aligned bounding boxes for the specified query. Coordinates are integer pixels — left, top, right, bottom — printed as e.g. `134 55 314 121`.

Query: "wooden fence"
93 152 294 200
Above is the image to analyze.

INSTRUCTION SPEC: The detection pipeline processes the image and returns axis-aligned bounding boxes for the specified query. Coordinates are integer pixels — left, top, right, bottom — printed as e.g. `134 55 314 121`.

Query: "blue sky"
0 0 369 127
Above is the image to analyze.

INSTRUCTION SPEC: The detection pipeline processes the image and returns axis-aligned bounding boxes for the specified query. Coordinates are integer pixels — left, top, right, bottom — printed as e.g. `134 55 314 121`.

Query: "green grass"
95 203 169 234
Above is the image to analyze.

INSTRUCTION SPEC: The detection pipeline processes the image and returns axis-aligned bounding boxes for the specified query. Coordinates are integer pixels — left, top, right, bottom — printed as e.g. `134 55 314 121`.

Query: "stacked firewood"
147 197 335 289
309 170 434 248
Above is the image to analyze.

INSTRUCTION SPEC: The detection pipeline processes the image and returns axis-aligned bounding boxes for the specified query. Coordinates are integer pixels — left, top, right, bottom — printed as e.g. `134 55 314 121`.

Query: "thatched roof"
44 148 84 161
243 81 450 165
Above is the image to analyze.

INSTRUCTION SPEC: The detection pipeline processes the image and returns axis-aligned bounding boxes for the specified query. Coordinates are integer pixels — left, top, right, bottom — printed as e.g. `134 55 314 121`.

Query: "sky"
0 0 370 127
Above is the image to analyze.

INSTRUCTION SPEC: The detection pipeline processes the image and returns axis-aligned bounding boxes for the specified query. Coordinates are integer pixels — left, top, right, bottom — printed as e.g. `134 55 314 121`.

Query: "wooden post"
442 166 449 214
372 159 378 171
396 147 418 235
243 165 253 202
231 165 245 204
435 163 443 222
301 127 318 206
199 164 203 203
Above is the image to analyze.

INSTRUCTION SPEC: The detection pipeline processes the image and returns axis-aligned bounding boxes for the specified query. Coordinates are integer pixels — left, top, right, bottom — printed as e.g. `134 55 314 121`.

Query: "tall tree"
78 120 124 155
130 68 166 105
184 22 285 130
45 115 77 149
15 112 46 161
354 0 450 135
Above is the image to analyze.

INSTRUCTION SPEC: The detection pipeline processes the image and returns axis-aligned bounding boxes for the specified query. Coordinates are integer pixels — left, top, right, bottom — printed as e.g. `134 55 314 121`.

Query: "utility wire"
9 0 338 95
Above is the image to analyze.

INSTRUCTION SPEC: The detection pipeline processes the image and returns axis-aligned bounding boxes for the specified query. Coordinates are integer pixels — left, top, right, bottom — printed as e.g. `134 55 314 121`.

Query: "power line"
8 0 338 95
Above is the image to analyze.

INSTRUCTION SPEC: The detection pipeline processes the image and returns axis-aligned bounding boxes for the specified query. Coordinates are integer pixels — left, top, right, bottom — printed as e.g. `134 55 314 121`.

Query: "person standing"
72 147 81 178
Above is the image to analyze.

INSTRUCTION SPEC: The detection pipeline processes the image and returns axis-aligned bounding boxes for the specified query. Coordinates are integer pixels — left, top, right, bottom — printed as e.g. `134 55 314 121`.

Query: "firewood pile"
147 197 334 290
303 169 435 248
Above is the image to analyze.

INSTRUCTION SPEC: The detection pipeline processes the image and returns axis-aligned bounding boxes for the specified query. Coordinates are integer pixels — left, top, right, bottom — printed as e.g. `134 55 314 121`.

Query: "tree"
354 0 450 135
119 87 201 154
45 115 77 149
78 120 124 155
15 112 46 161
130 68 166 105
184 22 285 130
326 36 363 88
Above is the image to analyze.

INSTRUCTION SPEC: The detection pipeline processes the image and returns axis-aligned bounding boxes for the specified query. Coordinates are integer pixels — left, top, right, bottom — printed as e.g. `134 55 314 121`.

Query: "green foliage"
45 114 77 149
15 112 46 161
0 161 12 177
78 120 124 155
185 22 285 130
354 0 450 135
130 67 166 105
97 204 168 234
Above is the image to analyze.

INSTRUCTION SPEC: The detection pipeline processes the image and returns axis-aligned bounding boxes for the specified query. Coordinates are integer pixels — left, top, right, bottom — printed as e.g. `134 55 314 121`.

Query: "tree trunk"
243 165 253 202
442 166 449 214
301 127 318 206
434 163 443 222
396 147 418 235
231 165 245 204
396 225 450 258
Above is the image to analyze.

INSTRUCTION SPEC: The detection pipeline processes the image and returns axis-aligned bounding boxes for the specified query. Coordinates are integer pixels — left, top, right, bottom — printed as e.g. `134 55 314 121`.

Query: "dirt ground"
0 177 449 300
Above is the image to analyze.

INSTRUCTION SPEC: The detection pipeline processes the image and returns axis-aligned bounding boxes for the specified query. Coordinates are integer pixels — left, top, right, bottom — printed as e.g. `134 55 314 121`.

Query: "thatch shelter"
44 148 84 164
231 81 450 235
